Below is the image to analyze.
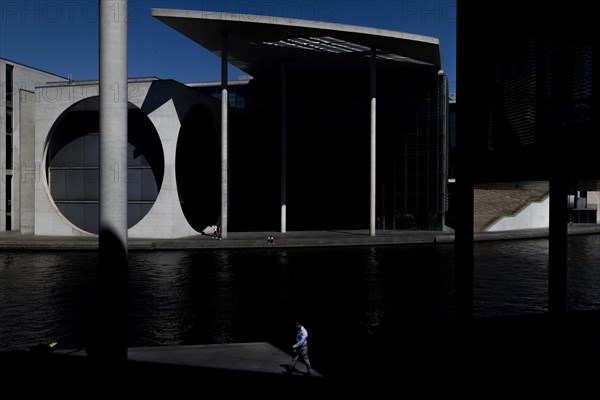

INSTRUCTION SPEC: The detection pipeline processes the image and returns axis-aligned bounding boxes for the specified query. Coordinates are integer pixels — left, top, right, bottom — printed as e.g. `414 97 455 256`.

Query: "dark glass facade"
175 103 220 232
196 67 448 231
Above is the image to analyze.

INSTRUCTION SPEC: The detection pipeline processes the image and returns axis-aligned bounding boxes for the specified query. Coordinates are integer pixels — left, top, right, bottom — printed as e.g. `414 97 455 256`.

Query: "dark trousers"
290 346 311 371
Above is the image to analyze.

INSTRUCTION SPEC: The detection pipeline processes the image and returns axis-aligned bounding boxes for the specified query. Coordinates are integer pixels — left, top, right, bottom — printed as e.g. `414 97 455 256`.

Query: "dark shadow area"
458 0 599 319
3 312 599 395
0 352 327 395
461 5 597 185
95 228 128 362
193 65 446 232
176 104 220 232
284 68 445 231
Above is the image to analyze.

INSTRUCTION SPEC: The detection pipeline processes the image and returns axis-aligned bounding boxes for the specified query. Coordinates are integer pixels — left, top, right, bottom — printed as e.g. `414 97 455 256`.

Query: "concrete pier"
98 0 128 362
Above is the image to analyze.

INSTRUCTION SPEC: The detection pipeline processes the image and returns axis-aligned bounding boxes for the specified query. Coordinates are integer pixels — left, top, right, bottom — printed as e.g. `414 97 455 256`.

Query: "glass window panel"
127 142 142 166
140 169 158 201
6 133 12 166
56 203 67 219
84 169 99 201
67 135 85 166
51 144 69 167
128 203 141 228
127 169 141 201
65 203 84 230
139 155 151 168
65 170 85 200
84 134 99 165
50 169 67 201
6 111 12 134
141 203 153 217
84 203 99 233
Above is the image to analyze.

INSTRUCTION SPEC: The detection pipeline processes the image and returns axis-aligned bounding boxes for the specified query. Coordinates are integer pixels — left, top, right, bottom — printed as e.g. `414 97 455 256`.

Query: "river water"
1 235 599 354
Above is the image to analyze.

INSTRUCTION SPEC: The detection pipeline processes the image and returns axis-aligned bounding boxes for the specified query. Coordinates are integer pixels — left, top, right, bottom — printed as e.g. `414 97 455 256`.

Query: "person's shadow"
280 364 305 375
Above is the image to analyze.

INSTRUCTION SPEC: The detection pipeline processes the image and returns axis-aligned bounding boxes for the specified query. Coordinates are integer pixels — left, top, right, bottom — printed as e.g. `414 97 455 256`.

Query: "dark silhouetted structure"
457 1 598 318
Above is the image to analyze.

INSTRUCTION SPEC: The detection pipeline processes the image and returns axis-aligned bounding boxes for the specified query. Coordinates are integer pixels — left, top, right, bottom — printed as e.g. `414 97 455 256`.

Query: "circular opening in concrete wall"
46 97 164 234
175 104 220 232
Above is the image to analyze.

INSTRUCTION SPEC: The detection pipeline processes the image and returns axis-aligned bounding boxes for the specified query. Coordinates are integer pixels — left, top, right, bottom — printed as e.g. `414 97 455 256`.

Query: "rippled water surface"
1 235 598 352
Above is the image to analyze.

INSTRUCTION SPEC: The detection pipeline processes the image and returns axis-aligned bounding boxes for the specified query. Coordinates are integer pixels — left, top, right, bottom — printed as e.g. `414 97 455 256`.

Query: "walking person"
286 321 312 375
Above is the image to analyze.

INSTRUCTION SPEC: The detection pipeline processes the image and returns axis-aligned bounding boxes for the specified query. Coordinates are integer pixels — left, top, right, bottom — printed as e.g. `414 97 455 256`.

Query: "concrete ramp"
474 188 549 231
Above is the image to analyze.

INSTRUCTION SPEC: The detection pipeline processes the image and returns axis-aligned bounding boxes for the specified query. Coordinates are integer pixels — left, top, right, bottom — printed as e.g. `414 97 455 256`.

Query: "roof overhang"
152 8 441 76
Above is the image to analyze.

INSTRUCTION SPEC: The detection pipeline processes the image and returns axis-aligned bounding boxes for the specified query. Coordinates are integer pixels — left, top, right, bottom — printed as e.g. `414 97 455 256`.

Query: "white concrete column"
370 48 377 236
98 0 128 361
280 61 287 233
221 32 229 239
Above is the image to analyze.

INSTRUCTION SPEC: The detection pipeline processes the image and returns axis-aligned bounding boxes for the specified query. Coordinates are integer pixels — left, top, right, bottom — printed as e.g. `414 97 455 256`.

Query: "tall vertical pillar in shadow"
98 0 128 361
455 0 473 320
369 48 377 236
220 32 229 239
280 60 287 233
548 172 568 315
454 148 474 320
438 70 449 228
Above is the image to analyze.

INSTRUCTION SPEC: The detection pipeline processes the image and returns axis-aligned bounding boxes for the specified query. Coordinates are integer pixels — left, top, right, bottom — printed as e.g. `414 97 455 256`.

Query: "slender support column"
98 0 128 361
221 33 228 239
455 22 473 319
455 175 473 321
548 175 567 315
280 60 287 233
369 48 377 236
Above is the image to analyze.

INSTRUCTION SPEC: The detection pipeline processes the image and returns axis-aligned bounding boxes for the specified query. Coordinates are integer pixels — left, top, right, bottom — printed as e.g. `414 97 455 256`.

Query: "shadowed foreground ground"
3 312 600 395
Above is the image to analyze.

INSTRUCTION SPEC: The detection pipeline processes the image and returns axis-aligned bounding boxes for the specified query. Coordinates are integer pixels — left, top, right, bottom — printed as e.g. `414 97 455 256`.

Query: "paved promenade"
2 224 599 250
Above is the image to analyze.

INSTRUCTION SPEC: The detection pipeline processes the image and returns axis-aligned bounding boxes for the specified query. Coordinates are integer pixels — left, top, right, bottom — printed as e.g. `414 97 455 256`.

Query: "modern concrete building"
152 9 449 235
1 9 449 239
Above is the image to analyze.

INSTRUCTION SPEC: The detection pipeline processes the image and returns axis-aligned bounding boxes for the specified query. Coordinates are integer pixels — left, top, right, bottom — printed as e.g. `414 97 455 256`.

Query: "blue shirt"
294 326 308 348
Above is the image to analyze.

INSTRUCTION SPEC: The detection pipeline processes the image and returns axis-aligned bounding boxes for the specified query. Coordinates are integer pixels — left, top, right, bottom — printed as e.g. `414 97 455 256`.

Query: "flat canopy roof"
152 8 441 76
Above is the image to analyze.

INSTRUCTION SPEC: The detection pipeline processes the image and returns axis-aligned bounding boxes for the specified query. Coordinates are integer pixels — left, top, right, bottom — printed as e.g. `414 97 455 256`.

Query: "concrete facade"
2 58 224 239
33 78 220 239
0 58 67 232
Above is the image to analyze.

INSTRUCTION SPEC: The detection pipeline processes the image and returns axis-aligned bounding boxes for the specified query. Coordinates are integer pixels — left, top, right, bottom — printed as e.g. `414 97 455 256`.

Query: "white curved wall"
487 195 550 231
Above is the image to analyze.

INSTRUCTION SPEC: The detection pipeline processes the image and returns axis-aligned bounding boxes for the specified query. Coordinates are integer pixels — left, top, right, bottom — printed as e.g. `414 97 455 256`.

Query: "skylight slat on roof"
263 36 373 54
262 36 434 66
